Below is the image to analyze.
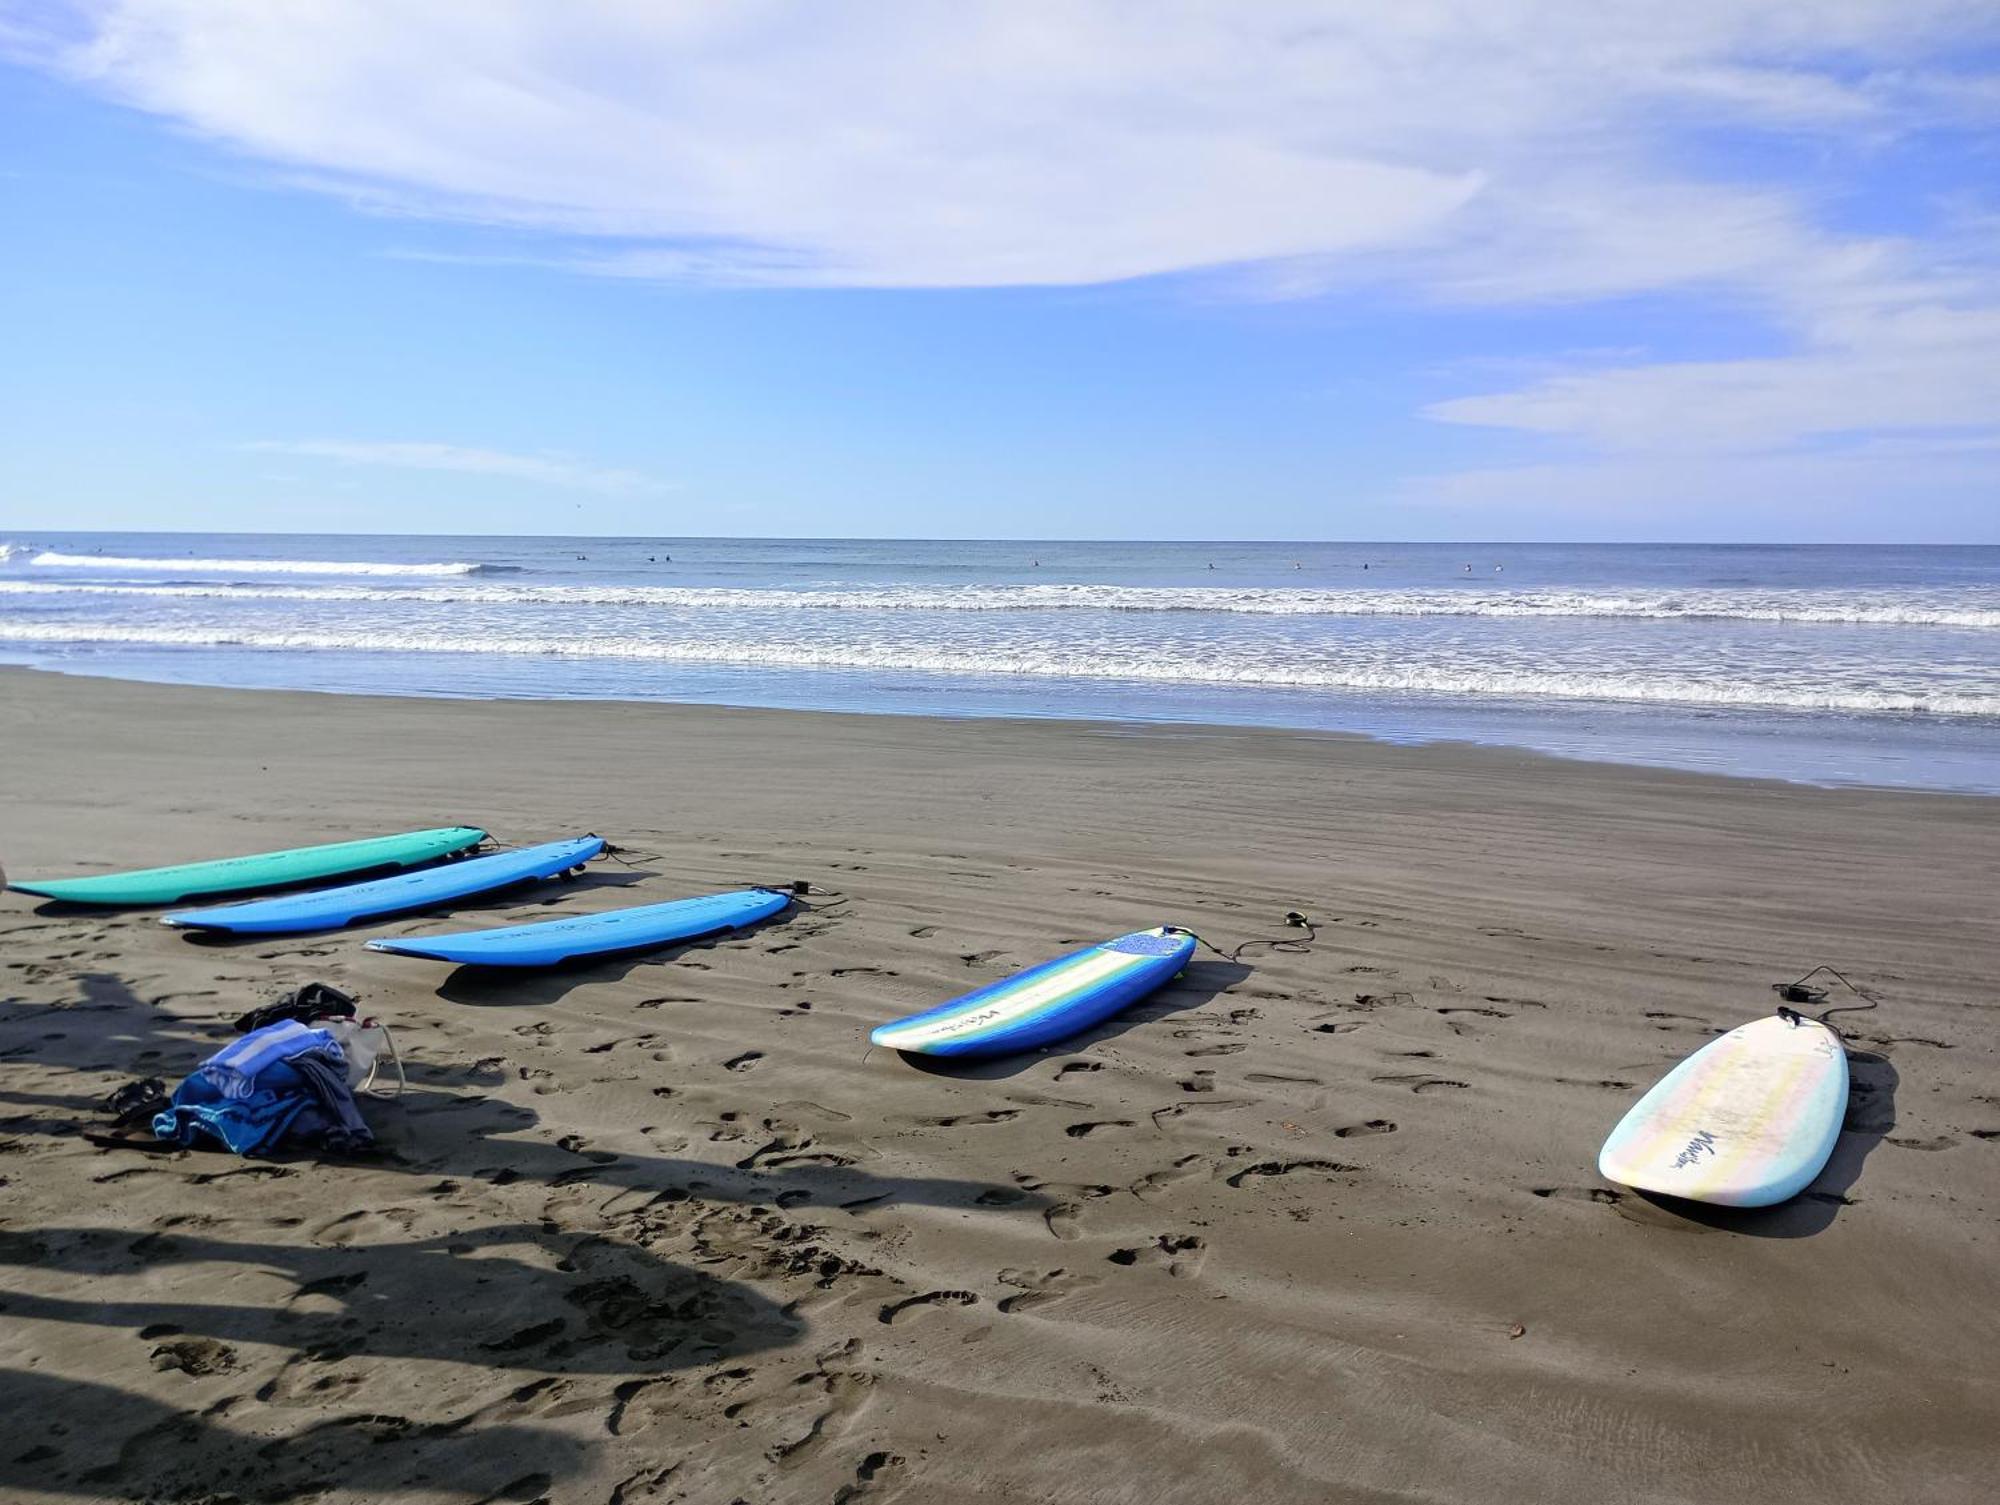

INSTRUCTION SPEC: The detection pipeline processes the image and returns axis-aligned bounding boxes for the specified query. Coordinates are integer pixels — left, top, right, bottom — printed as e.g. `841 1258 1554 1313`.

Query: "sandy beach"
1 668 1996 1504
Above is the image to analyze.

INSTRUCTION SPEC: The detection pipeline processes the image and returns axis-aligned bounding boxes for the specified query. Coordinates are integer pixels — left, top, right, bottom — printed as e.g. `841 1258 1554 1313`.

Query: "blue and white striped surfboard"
870 927 1197 1058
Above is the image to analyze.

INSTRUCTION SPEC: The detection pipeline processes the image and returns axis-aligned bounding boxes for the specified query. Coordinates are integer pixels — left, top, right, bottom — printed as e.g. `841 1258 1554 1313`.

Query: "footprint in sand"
1022 1178 1116 1240
1131 1154 1210 1202
772 1371 878 1469
760 1150 857 1171
837 1451 908 1502
1370 1073 1468 1093
1107 1233 1207 1278
1350 992 1414 1011
878 1290 977 1325
1333 1119 1396 1138
1150 1099 1253 1129
1225 1158 1357 1189
313 1206 421 1246
723 1051 764 1072
914 1110 1020 1129
190 1164 296 1186
996 1267 1099 1313
150 1337 238 1376
1063 1120 1132 1138
607 1377 680 1437
1055 1060 1103 1080
1886 1134 1955 1151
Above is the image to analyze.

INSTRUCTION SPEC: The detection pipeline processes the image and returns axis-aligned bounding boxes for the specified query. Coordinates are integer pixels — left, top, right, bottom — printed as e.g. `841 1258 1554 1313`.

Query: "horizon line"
10 530 1996 549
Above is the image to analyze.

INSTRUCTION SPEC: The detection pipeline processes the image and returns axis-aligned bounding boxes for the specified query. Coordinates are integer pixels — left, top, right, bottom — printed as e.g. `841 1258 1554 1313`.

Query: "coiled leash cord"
1168 910 1318 963
1773 964 1880 1037
602 845 844 903
747 879 842 900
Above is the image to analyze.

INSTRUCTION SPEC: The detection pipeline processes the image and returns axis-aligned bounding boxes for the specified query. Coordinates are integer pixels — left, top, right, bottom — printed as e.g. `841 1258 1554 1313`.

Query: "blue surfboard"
162 836 606 935
871 927 1197 1058
365 886 793 967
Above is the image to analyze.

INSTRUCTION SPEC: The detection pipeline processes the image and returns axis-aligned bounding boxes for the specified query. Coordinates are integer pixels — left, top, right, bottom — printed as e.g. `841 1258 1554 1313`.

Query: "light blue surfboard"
871 927 1197 1058
161 836 606 935
365 886 793 967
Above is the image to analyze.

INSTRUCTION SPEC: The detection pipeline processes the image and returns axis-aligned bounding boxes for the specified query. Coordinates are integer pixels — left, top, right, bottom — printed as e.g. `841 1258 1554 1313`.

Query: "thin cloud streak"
243 440 668 495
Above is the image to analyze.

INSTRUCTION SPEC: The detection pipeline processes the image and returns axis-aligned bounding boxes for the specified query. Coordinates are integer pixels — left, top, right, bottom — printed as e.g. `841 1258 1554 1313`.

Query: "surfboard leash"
750 879 841 899
596 844 840 901
1772 965 1880 1036
1171 910 1318 963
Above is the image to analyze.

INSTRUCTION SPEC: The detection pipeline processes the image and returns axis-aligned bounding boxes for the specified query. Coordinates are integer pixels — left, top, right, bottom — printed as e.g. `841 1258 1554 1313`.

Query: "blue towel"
154 1026 373 1157
196 1019 341 1099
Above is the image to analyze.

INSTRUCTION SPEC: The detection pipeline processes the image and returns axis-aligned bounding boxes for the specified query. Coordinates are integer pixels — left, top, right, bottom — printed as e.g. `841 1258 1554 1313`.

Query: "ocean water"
3 533 1997 793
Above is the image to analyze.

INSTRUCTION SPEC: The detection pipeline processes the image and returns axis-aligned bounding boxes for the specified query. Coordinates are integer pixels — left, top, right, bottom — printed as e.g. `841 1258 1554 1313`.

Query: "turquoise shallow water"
4 533 1997 792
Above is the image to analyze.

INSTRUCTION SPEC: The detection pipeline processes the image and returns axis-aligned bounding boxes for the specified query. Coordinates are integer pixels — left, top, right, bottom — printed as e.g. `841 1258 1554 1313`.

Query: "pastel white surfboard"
1598 1013 1847 1207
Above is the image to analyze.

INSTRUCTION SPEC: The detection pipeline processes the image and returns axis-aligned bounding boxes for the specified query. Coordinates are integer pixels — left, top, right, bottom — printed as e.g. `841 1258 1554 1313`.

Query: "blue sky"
3 3 1998 542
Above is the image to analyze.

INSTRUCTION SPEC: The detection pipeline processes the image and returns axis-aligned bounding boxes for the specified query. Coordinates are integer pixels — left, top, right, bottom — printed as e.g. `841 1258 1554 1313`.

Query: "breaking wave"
0 578 1993 627
3 619 1994 718
25 550 503 578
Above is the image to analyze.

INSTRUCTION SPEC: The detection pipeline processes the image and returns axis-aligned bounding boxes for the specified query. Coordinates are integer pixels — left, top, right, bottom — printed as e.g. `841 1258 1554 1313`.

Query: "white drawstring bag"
320 1018 404 1099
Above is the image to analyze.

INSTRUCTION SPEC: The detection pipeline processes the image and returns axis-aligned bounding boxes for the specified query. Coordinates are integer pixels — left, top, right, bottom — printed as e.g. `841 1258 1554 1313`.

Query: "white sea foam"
4 619 1995 717
27 550 491 577
0 578 1994 627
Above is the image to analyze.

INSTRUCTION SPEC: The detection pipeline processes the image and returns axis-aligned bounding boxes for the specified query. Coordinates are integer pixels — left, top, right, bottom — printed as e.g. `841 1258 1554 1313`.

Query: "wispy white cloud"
1424 206 2000 482
243 440 666 495
14 2 1993 293
14 2 2000 517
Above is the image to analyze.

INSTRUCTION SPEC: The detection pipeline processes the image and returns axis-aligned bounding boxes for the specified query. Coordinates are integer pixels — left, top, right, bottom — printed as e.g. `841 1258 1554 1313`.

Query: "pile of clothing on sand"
102 983 399 1157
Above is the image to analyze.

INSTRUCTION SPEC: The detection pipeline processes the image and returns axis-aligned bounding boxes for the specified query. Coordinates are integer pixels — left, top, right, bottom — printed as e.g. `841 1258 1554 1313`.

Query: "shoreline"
2 671 1996 1502
6 657 1996 803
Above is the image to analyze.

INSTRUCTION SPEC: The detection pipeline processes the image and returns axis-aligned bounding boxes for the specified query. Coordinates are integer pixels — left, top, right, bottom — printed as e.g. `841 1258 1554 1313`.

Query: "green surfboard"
7 826 487 906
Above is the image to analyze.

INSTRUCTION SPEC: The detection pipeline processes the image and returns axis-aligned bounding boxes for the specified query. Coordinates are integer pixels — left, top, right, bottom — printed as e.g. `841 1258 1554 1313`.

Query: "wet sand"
1 668 1996 1504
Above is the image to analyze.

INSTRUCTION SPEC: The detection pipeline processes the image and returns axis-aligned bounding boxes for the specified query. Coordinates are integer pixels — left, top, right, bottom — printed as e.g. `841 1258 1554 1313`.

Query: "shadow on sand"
0 1369 588 1504
0 966 1047 1499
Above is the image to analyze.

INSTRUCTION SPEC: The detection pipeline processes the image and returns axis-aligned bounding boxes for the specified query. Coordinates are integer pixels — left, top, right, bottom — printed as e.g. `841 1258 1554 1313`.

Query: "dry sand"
1 669 1996 1504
